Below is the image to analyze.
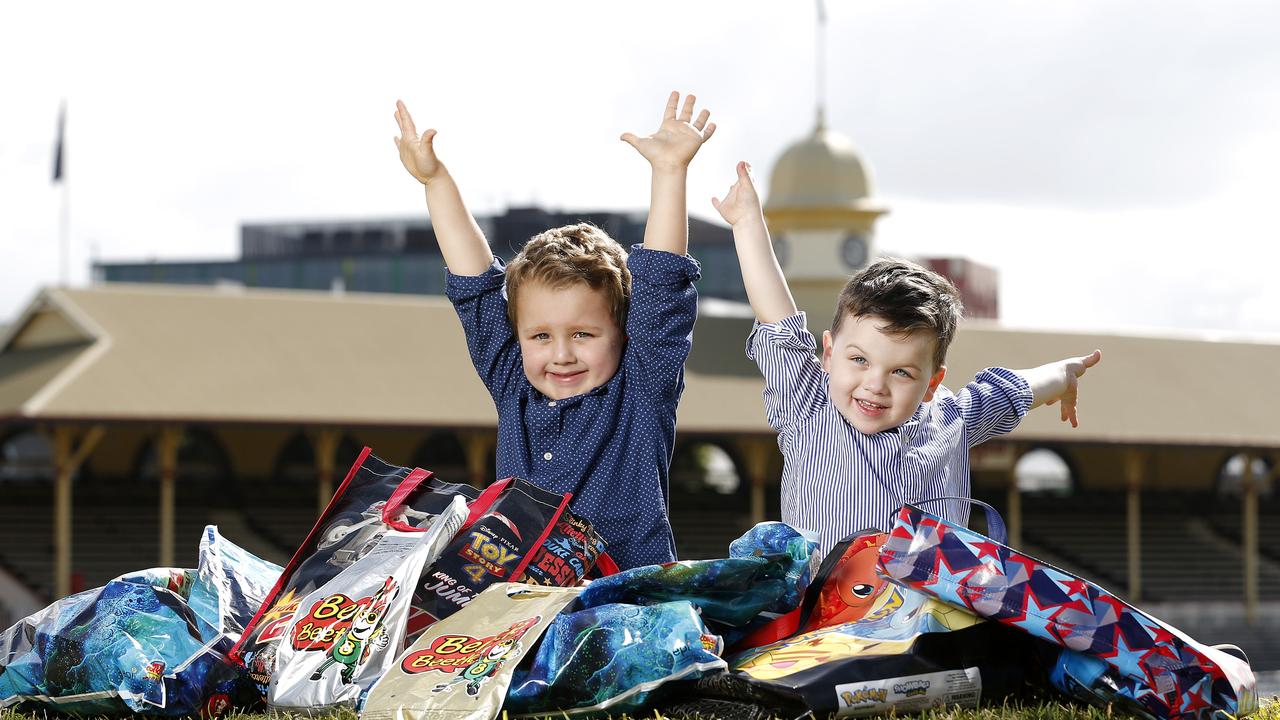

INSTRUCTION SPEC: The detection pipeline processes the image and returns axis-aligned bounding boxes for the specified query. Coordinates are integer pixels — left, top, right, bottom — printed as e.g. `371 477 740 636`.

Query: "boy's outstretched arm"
394 100 493 276
621 91 716 256
712 161 798 324
1019 350 1103 427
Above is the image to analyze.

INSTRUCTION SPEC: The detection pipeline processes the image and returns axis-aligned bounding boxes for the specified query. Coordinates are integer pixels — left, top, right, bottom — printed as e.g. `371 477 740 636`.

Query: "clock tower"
764 115 888 336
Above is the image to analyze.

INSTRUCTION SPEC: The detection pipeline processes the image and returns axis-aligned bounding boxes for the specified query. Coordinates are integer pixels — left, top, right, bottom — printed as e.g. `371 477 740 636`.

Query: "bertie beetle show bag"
267 497 468 712
232 448 482 699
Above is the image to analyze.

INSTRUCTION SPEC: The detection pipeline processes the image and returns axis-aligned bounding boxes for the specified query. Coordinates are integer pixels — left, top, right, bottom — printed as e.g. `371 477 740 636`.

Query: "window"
1014 448 1073 494
1217 453 1273 498
0 429 54 482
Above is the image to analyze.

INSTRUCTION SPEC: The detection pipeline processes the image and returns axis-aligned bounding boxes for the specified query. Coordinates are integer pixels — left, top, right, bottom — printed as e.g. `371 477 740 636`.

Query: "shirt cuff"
977 367 1035 418
746 311 816 359
445 256 507 302
626 245 701 285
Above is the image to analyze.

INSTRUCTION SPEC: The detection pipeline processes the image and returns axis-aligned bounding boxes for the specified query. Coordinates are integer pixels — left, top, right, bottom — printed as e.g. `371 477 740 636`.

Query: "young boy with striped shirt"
711 161 1101 559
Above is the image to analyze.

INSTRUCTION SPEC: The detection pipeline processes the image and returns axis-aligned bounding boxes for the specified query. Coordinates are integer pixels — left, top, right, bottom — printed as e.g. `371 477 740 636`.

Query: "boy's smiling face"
822 313 947 435
514 280 624 400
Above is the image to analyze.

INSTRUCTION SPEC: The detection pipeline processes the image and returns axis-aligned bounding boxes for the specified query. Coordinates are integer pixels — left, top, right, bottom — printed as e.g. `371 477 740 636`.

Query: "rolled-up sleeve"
745 312 827 435
445 258 522 401
954 367 1034 447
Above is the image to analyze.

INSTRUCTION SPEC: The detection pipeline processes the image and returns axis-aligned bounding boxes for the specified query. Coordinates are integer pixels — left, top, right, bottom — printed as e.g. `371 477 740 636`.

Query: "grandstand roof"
1 284 1277 449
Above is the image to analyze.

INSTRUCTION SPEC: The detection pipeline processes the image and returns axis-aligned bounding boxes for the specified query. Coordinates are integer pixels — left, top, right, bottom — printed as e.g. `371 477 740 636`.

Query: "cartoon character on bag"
310 577 398 684
432 636 520 696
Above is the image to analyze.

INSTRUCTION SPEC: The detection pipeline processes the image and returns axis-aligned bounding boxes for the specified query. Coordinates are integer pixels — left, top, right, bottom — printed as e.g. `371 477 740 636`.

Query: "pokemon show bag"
878 502 1259 719
363 583 580 720
232 448 483 695
267 496 467 711
666 529 1043 720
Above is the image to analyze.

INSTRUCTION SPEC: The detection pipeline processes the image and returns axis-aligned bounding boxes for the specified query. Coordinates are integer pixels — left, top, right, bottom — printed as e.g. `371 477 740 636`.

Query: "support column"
1005 444 1023 548
1124 448 1144 603
312 429 340 516
156 426 183 568
461 431 496 489
1243 453 1259 626
50 425 104 599
737 437 772 527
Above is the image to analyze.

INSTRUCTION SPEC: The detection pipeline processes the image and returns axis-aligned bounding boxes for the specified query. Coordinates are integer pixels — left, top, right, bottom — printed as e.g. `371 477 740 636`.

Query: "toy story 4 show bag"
878 500 1259 719
0 526 281 718
673 529 1045 720
412 475 614 633
232 448 485 694
268 496 467 712
363 583 581 720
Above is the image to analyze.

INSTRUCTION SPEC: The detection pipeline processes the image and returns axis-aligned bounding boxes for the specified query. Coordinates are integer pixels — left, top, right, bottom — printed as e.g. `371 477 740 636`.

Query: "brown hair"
505 223 631 330
832 258 963 370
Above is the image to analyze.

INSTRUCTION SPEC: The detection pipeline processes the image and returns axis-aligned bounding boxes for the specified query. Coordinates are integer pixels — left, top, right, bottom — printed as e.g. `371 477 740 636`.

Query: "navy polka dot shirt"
445 246 700 570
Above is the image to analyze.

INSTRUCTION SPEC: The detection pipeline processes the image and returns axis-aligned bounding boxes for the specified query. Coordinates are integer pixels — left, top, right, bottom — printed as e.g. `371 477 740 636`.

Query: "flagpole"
54 101 69 287
60 167 69 288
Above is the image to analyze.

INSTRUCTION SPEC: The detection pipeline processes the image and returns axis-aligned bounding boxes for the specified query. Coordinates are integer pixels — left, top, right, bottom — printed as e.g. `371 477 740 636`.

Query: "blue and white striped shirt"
746 312 1033 559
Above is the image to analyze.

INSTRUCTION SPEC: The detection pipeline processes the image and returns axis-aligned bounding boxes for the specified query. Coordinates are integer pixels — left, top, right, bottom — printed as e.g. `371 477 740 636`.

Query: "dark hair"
505 223 631 330
832 258 963 370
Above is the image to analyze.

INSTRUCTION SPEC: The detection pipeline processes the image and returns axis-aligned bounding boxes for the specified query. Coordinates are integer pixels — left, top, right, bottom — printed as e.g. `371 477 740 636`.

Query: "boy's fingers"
679 94 696 122
693 108 710 130
702 122 717 141
619 132 640 148
664 91 679 120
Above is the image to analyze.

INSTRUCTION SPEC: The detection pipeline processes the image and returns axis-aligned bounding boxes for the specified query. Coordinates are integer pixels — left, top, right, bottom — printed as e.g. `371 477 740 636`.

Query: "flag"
52 102 65 183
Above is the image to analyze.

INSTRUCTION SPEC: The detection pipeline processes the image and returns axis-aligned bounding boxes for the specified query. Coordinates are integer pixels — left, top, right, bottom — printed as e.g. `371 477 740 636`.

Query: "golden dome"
765 123 880 213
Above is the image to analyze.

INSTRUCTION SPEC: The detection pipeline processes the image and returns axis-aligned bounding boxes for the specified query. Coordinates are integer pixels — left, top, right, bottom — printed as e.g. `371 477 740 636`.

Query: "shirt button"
548 401 557 407
543 452 553 461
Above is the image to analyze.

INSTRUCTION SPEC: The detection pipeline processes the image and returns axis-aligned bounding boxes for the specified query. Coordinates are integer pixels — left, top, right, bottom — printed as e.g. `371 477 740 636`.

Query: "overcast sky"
3 1 1279 336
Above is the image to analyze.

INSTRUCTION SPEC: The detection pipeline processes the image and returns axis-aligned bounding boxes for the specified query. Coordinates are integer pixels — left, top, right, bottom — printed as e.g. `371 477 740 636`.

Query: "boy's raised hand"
1038 350 1103 428
711 161 764 227
621 91 717 170
394 100 443 184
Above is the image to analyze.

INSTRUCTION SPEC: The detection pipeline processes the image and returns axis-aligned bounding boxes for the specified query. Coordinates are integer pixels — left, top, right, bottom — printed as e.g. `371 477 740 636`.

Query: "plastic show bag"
878 502 1260 719
575 521 818 632
232 448 480 694
268 495 468 712
362 584 580 720
411 477 613 633
505 600 727 718
732 530 891 653
0 527 281 718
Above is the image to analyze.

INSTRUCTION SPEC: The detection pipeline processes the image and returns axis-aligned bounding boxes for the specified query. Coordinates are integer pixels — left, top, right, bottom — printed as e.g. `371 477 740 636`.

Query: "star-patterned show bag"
877 501 1259 719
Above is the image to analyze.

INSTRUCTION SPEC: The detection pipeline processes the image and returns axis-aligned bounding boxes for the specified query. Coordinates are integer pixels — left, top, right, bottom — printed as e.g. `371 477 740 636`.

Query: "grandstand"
2 283 1278 674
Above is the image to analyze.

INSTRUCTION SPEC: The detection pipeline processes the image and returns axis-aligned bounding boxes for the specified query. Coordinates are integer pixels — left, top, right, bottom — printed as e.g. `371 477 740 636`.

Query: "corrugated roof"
1 284 1277 448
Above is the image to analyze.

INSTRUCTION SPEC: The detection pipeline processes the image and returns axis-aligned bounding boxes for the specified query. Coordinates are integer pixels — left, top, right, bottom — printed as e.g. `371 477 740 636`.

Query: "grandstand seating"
4 478 1279 672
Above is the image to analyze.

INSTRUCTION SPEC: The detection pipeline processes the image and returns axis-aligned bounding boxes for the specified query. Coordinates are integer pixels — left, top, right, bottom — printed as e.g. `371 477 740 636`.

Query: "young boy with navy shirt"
393 93 716 570
711 161 1103 559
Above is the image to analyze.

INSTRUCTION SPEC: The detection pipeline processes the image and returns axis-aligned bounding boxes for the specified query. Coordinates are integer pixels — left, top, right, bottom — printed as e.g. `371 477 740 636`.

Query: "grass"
1 697 1278 720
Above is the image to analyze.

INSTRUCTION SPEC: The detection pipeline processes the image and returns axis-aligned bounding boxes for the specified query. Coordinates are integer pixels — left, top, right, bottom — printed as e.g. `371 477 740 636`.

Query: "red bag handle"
381 467 434 532
509 491 572 581
592 551 620 578
463 476 514 528
730 608 802 653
